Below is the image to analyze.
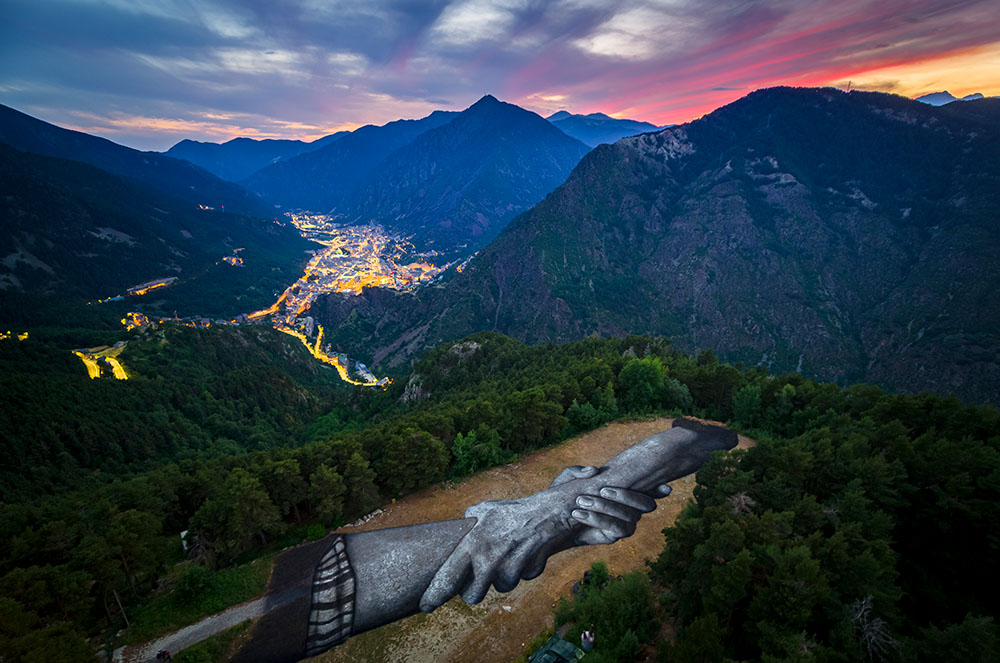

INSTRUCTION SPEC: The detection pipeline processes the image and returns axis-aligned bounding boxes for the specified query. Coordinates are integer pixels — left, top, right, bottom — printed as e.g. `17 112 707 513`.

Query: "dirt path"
114 597 266 663
313 418 753 663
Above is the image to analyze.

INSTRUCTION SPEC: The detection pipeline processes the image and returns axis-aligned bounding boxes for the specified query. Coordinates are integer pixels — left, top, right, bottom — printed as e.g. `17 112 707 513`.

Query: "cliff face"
315 88 1000 404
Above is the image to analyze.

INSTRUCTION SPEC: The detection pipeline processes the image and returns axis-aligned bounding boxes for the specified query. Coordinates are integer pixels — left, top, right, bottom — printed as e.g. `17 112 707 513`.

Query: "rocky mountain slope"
164 132 348 182
313 88 1000 405
548 110 658 146
0 104 269 216
344 95 592 250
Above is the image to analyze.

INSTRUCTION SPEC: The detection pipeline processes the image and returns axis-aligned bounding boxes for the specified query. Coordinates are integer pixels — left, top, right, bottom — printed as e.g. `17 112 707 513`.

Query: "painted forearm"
232 519 475 662
233 419 737 662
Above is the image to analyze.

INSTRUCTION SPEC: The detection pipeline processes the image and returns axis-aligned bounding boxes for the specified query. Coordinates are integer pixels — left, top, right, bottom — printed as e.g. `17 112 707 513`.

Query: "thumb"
550 465 598 487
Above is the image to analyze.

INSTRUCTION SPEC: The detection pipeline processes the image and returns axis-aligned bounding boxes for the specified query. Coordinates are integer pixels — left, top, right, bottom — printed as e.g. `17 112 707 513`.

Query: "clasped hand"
419 465 671 612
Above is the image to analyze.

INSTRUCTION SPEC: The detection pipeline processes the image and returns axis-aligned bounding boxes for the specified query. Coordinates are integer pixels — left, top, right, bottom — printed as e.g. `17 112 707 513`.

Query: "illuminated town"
89 276 178 305
128 276 178 296
83 215 460 387
73 341 129 380
240 214 456 387
222 248 244 266
0 330 28 342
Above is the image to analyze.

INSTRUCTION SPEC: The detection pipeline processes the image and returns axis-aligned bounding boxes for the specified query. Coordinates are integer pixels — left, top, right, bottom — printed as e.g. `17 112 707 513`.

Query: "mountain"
244 111 458 211
0 142 309 315
0 104 269 215
343 95 592 250
547 110 658 146
164 132 349 182
313 87 1000 405
915 90 986 106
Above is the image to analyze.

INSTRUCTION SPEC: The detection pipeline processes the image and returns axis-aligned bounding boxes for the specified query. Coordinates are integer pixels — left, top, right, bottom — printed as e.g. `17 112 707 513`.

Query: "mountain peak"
460 94 541 124
915 90 958 106
914 90 986 106
471 94 502 107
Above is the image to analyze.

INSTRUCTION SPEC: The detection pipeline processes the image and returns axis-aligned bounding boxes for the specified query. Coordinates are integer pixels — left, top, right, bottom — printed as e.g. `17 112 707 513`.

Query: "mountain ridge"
244 111 458 211
547 110 659 146
0 141 309 313
313 87 1000 405
0 103 269 216
164 132 349 182
915 90 987 105
342 94 592 250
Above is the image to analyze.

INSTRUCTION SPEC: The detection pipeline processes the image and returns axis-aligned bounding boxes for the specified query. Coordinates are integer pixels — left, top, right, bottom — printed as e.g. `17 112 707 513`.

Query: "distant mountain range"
0 104 269 216
312 87 1000 405
344 95 591 249
164 132 348 182
155 102 655 252
246 96 591 251
915 90 986 106
7 89 998 403
546 110 658 146
244 111 457 212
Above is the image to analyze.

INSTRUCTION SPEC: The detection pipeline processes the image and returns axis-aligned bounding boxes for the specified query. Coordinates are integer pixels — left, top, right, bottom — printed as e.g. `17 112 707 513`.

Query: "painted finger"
657 483 672 497
571 509 636 540
576 494 645 523
420 547 473 612
550 465 598 487
493 537 538 592
574 527 617 546
521 553 549 580
596 487 657 512
460 554 498 605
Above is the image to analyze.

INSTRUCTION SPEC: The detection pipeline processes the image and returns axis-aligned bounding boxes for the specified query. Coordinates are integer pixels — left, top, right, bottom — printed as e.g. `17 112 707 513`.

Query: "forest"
1 328 998 662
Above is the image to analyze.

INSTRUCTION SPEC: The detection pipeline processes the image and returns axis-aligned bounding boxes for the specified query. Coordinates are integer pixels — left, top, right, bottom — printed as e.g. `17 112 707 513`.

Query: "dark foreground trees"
2 331 998 661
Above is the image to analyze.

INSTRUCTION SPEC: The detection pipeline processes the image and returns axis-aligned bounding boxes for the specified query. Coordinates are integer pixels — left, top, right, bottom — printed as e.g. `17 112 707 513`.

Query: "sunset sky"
1 0 997 151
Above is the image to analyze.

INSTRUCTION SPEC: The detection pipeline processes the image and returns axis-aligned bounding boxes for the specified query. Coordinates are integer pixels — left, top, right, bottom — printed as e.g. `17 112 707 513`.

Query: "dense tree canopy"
1 329 997 662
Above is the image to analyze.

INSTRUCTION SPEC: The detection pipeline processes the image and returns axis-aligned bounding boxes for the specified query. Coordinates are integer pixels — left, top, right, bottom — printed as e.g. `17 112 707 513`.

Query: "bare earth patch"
314 417 753 663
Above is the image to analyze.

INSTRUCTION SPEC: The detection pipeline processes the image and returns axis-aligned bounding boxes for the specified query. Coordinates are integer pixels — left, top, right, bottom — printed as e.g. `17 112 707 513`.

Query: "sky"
1 0 998 151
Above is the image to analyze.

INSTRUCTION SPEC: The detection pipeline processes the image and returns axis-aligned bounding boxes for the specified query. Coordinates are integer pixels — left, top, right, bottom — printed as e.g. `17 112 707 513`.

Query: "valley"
244 214 453 386
95 214 452 388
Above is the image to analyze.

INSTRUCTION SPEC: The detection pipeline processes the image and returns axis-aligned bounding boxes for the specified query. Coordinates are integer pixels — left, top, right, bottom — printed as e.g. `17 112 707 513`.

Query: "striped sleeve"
304 535 356 656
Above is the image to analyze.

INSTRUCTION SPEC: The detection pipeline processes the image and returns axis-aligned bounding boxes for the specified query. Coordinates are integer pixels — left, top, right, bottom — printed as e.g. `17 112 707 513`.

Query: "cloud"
428 0 526 47
573 5 701 61
1 0 998 150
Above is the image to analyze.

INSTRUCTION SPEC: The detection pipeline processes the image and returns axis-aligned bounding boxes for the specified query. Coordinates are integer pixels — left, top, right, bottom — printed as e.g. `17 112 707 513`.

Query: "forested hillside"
0 104 268 216
313 88 1000 405
0 325 352 500
544 363 1000 662
0 143 310 311
1 331 997 661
